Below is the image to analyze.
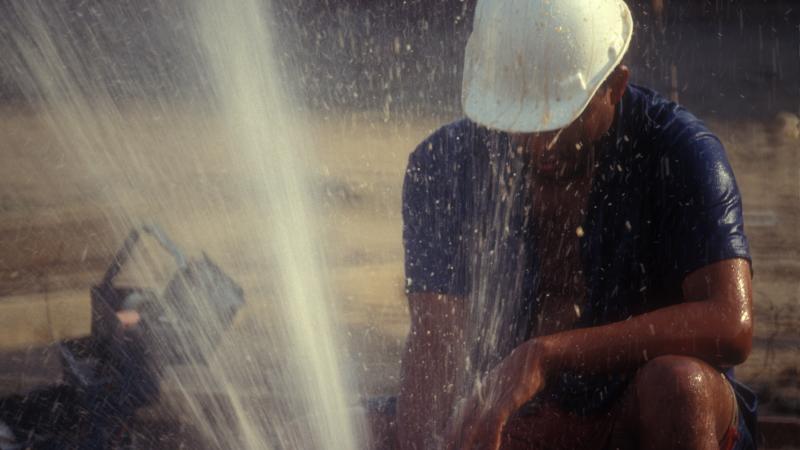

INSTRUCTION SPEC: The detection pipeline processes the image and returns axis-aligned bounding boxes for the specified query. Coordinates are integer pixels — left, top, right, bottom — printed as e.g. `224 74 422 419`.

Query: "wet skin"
395 66 754 450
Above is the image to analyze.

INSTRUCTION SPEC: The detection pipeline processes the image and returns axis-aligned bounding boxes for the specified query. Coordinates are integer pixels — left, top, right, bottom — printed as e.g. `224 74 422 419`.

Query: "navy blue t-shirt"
402 85 753 415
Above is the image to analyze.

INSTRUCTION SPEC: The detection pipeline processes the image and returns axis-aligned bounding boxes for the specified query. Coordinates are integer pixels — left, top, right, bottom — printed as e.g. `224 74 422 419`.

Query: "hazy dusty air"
0 0 798 449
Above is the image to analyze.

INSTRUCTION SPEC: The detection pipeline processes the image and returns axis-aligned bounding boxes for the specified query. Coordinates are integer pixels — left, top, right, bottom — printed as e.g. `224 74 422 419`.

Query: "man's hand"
444 339 547 450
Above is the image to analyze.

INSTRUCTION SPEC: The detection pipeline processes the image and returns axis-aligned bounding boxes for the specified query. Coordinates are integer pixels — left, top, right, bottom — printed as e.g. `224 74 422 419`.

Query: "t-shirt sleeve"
660 127 751 278
402 139 463 294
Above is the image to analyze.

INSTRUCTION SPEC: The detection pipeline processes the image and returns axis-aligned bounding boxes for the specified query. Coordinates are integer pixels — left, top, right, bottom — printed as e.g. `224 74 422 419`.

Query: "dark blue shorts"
726 375 758 450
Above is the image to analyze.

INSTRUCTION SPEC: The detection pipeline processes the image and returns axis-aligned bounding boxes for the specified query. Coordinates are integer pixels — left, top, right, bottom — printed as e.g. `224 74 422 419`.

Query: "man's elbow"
722 316 753 365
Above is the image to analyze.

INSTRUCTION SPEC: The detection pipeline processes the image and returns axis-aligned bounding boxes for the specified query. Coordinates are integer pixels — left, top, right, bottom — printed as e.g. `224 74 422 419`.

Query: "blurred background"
0 0 798 448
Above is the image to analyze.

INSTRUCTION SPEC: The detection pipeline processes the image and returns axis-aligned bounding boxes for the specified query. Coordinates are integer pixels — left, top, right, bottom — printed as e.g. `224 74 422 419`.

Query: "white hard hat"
462 0 634 133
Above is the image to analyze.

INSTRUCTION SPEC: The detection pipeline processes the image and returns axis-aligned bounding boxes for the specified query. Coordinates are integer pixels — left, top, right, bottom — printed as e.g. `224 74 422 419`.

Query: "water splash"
1 0 363 448
193 0 364 448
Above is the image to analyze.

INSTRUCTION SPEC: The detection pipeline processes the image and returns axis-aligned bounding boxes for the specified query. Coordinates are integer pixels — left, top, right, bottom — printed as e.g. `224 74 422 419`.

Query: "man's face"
508 67 628 182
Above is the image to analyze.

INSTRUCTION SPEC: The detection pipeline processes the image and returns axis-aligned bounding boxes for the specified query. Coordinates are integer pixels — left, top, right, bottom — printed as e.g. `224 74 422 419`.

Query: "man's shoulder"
408 118 476 168
621 89 748 269
403 119 477 206
623 84 720 149
616 85 733 189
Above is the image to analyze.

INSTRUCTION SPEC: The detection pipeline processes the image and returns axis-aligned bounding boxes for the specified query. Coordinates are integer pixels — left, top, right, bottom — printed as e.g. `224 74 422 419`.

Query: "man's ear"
608 65 630 105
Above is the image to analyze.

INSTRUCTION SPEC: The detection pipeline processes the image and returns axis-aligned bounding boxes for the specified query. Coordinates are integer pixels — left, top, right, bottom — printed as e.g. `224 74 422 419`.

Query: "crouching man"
395 0 757 449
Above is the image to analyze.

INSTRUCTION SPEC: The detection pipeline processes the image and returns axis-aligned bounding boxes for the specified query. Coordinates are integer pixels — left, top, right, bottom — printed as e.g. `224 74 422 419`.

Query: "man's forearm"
397 333 465 450
539 300 749 378
397 293 468 449
536 260 753 377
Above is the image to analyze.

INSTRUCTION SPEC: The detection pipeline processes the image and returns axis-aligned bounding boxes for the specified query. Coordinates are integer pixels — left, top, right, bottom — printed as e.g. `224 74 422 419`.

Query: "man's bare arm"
445 258 753 450
539 257 753 375
396 292 467 450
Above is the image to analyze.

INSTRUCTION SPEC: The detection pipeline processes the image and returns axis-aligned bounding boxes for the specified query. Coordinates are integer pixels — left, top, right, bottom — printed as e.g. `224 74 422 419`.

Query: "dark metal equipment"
0 225 245 449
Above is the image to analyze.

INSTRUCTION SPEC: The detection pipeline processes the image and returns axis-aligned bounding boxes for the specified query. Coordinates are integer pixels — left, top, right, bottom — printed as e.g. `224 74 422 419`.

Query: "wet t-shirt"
402 84 752 414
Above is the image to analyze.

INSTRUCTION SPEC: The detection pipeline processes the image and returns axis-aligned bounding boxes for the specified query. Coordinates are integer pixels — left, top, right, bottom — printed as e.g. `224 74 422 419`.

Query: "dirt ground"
0 103 798 428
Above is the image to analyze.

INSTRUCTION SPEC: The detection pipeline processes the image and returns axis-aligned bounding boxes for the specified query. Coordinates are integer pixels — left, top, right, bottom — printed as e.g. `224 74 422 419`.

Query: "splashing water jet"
193 0 365 448
2 0 365 448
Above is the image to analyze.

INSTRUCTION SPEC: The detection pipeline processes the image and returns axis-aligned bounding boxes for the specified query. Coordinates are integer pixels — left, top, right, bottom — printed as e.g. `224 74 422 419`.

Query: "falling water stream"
193 0 364 448
2 0 363 448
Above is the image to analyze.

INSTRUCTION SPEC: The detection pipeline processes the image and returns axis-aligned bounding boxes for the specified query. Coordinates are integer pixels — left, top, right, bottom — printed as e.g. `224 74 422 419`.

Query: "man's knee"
634 355 718 406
